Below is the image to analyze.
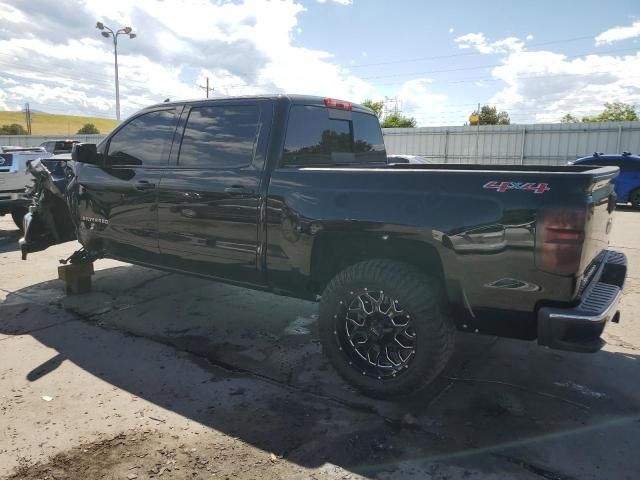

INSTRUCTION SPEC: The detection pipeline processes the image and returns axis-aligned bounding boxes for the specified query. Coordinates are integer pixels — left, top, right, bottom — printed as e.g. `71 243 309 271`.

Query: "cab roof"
144 94 375 115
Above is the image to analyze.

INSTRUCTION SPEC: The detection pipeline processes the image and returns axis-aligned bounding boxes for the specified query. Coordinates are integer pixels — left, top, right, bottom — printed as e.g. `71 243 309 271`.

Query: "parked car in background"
0 146 52 229
571 152 640 208
39 139 80 155
387 154 431 164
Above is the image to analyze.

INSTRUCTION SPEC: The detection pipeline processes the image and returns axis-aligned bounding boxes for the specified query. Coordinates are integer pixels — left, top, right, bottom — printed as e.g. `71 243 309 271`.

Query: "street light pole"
96 22 136 122
112 32 120 122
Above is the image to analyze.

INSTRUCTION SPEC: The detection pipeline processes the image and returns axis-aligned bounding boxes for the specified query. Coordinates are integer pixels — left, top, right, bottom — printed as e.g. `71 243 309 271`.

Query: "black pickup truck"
20 95 627 398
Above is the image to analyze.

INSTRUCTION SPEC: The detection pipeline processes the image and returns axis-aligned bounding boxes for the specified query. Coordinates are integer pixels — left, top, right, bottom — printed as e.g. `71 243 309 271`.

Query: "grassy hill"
0 111 117 136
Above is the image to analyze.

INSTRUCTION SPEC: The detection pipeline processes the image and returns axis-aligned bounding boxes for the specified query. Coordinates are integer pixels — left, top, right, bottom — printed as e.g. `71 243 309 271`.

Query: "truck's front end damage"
19 158 77 260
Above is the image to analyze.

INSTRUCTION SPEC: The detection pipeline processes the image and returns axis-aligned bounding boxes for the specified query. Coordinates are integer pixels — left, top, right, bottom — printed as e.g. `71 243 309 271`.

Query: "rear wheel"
11 207 28 231
630 189 640 209
319 259 455 398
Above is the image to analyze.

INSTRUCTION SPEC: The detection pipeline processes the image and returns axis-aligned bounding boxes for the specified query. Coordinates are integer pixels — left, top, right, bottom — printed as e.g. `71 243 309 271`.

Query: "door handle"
135 180 156 191
224 185 254 195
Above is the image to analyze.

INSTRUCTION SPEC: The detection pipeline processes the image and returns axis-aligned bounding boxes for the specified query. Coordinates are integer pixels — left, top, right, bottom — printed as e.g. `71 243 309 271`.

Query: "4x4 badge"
483 181 550 194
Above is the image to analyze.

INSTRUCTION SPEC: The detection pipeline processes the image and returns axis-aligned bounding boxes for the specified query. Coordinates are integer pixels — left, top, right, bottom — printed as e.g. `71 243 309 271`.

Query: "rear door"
80 107 178 261
157 100 272 285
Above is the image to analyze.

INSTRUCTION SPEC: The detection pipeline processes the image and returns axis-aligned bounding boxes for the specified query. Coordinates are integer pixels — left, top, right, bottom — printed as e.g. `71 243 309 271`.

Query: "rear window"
282 105 386 167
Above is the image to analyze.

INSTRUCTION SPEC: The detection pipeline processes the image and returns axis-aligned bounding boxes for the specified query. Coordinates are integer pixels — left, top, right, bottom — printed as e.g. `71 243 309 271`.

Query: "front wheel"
319 259 455 399
629 189 640 209
11 207 28 231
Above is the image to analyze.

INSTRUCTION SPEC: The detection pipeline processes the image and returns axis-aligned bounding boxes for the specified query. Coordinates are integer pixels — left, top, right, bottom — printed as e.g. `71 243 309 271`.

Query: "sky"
0 0 638 126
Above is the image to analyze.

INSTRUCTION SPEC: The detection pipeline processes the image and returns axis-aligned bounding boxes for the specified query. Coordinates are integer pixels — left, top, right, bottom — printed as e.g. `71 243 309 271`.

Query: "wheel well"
309 233 446 296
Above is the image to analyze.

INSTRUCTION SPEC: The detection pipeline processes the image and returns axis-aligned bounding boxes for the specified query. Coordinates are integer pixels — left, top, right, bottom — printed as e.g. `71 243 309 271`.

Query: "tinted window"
107 109 177 166
621 159 640 172
282 105 386 166
54 141 75 151
178 105 260 168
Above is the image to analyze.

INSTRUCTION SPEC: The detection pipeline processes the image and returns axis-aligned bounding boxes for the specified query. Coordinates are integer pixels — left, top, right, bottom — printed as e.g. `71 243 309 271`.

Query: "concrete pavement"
1 209 639 479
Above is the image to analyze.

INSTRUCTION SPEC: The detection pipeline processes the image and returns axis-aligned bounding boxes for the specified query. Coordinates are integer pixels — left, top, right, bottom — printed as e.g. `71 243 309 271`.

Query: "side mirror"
72 143 105 166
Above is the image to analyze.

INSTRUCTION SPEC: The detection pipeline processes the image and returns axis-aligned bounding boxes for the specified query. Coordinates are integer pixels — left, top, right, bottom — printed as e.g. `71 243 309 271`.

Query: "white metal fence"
2 121 639 165
383 121 640 165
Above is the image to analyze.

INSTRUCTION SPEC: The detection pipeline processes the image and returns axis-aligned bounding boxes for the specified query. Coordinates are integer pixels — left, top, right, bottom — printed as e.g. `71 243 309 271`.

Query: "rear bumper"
538 250 627 353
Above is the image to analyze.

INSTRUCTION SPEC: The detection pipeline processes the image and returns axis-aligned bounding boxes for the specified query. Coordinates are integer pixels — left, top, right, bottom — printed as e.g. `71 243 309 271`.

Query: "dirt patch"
6 429 316 480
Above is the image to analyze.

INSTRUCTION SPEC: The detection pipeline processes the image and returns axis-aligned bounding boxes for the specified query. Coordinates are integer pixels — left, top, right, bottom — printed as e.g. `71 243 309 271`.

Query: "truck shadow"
2 264 639 476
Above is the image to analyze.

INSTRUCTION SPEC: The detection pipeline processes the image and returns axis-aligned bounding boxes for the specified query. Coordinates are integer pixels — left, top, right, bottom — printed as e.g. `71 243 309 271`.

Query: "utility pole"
383 96 399 118
199 77 214 98
475 102 481 162
24 103 32 135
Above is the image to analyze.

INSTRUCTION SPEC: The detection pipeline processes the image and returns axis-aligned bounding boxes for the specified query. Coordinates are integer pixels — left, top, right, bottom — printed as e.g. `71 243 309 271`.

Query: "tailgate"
580 170 618 275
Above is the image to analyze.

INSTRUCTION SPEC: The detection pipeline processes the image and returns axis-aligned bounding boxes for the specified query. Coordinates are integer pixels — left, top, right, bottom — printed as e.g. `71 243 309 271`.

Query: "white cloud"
316 0 353 4
526 34 534 40
448 27 454 34
0 0 372 119
454 32 524 54
393 79 449 127
595 20 640 45
488 50 640 122
0 89 9 111
0 2 27 23
450 30 640 123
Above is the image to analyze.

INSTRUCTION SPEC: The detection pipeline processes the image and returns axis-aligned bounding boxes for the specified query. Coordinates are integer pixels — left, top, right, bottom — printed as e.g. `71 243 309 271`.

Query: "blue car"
572 152 640 208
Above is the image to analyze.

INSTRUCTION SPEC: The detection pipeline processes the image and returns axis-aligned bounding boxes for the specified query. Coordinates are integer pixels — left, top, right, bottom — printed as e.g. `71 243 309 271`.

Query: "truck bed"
267 162 619 318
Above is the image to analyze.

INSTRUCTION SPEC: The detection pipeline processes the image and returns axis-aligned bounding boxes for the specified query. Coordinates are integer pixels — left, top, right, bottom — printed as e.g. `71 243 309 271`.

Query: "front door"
82 107 178 262
157 100 272 285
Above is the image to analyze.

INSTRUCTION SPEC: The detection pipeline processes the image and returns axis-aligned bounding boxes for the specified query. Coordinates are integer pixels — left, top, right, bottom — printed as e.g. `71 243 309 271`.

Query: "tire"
11 207 28 231
319 259 455 399
630 189 640 209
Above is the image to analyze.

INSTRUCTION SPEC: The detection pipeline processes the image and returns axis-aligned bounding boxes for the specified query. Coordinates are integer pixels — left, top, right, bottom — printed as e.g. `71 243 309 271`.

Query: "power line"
347 47 640 82
343 34 598 69
1 43 636 94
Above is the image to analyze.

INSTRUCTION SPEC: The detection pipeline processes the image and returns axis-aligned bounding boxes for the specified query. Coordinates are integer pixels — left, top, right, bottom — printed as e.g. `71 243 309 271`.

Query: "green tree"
361 99 384 118
469 105 510 125
560 113 580 123
0 123 28 135
381 113 417 128
77 123 100 134
582 102 638 122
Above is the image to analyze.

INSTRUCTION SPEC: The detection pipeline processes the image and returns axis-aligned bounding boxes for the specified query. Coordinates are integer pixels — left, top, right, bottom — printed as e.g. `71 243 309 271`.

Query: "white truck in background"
0 146 52 230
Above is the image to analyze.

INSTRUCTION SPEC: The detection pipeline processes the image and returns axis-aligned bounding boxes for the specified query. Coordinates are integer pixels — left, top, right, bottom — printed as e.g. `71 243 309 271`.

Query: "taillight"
539 208 586 275
324 98 352 111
